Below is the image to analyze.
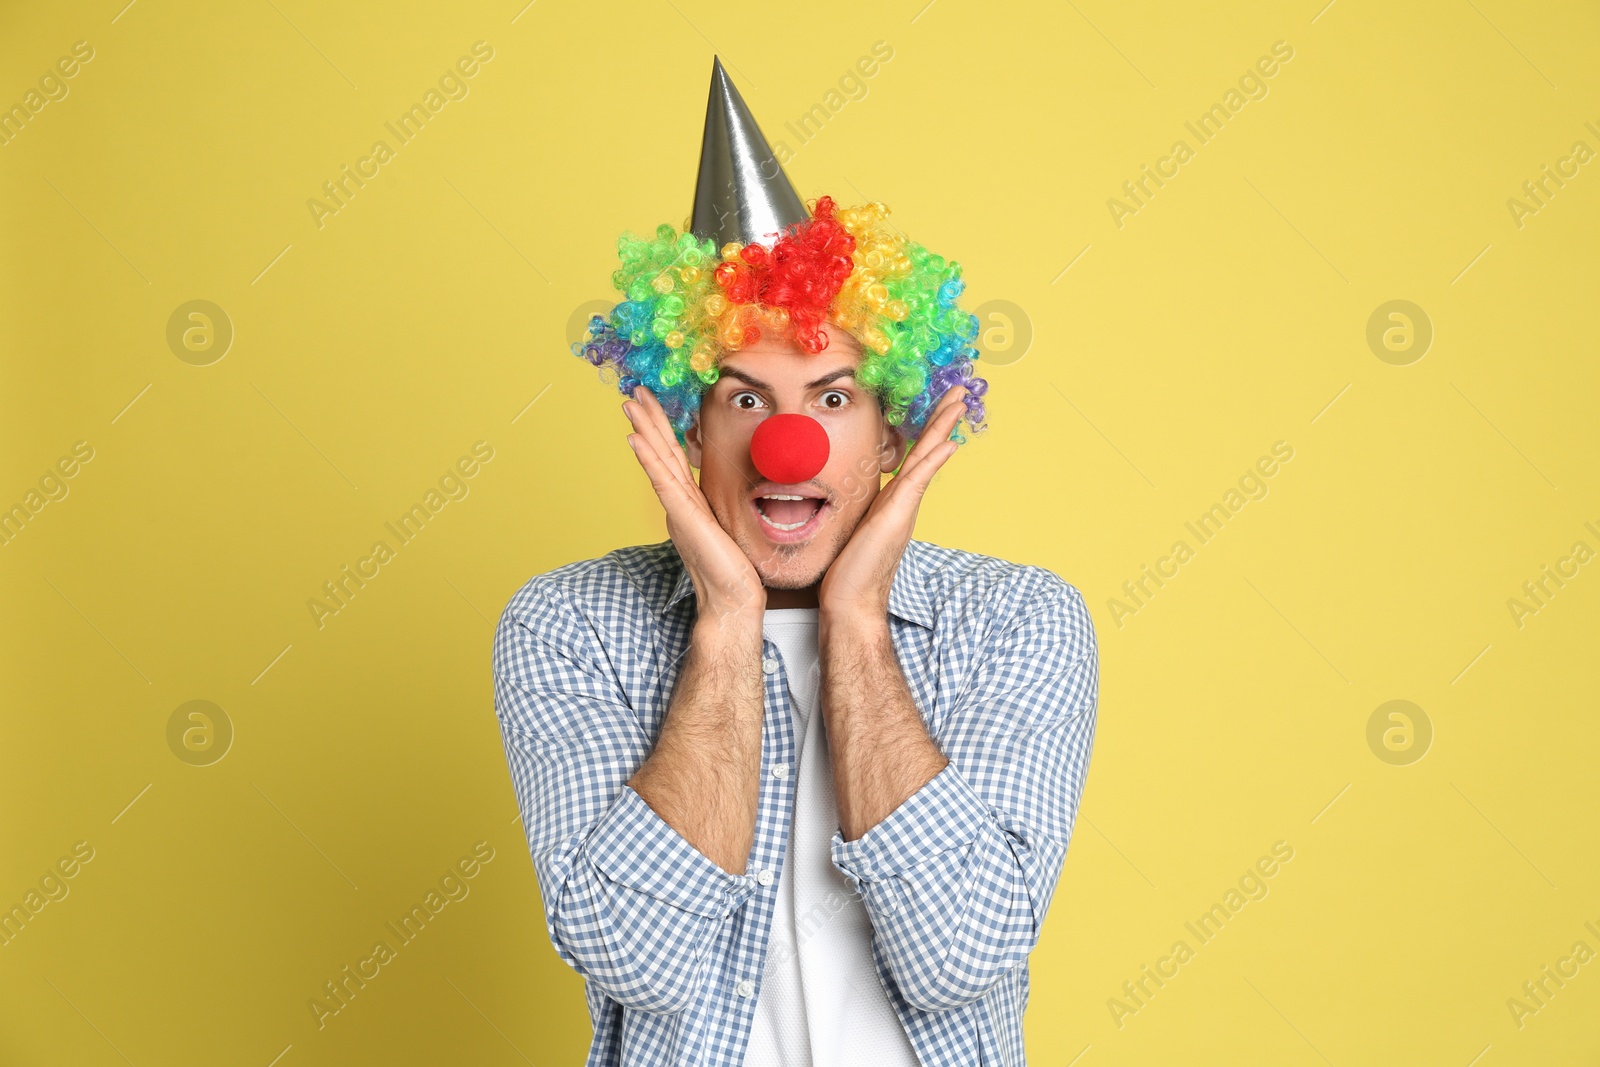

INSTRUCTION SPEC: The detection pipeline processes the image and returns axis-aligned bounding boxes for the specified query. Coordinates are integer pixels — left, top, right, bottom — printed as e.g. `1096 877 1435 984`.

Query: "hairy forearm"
820 612 949 842
628 611 765 874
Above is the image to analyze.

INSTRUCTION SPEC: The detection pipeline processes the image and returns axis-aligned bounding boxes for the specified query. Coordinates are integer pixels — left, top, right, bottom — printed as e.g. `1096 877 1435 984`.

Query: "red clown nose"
749 414 830 485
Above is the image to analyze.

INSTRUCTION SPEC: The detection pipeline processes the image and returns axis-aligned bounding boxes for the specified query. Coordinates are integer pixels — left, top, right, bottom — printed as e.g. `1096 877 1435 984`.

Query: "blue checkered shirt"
493 537 1098 1066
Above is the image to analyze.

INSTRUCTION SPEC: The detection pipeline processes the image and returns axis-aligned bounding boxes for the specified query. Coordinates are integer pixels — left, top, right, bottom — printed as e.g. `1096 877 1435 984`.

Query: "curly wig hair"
573 195 989 450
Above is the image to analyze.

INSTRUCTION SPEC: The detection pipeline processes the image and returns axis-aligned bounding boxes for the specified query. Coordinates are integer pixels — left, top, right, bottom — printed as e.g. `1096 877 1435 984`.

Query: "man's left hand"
818 385 970 623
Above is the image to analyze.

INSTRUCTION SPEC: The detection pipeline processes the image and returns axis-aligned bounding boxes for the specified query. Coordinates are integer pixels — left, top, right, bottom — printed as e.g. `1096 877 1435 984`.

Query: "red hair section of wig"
711 196 858 353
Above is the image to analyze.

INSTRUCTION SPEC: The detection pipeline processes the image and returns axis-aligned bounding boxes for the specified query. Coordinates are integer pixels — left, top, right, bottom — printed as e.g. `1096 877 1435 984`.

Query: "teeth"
758 511 812 531
754 495 823 532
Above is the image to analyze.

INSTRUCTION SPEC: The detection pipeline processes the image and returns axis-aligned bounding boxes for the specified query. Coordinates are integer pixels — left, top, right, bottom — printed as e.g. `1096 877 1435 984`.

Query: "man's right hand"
623 385 766 874
624 385 765 622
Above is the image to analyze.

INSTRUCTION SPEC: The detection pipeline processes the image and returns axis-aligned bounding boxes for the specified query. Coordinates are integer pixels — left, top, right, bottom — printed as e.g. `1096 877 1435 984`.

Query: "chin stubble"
717 497 855 592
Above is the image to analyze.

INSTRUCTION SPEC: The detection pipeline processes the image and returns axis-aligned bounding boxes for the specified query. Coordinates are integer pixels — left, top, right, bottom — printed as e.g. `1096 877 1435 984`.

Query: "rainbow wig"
572 195 990 452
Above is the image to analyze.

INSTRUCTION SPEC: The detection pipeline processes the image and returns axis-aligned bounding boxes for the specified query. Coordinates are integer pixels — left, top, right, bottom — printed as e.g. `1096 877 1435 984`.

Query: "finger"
633 386 700 487
907 439 960 494
875 420 961 527
628 430 758 596
626 429 709 519
899 388 968 479
625 406 729 542
623 388 678 469
883 437 959 517
624 388 696 490
908 388 968 465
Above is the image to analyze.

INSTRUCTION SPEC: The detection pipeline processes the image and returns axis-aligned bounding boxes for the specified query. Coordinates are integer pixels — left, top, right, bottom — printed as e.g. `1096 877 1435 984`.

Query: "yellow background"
2 0 1597 1063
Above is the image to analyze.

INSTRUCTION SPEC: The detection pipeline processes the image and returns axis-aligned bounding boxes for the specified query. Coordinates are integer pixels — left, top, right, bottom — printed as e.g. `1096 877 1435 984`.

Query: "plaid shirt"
493 537 1098 1066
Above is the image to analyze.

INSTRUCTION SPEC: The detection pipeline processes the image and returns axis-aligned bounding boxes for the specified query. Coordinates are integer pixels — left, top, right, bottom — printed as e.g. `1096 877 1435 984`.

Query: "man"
493 58 1098 1067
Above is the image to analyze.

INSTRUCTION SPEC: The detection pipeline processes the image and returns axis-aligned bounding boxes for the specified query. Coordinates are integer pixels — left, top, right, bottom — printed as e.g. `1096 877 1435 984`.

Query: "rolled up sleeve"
494 577 756 1015
829 572 1098 1014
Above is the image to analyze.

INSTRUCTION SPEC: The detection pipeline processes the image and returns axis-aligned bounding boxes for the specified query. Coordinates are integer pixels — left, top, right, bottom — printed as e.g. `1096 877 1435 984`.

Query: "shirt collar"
662 538 937 630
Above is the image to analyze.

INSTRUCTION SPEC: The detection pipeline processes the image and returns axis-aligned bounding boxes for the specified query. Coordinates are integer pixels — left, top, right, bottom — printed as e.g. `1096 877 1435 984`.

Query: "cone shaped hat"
689 57 809 248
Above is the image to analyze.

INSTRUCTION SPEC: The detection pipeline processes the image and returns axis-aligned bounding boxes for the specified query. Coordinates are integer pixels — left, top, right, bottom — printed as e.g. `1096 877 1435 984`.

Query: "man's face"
685 322 907 599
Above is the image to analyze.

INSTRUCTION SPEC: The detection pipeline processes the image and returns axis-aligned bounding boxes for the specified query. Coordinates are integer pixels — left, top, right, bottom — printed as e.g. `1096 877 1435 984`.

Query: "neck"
765 584 819 609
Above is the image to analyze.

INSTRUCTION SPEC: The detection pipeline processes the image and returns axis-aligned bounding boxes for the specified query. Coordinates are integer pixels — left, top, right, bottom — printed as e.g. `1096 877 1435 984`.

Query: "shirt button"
762 657 779 675
757 869 774 886
771 763 789 779
735 979 755 997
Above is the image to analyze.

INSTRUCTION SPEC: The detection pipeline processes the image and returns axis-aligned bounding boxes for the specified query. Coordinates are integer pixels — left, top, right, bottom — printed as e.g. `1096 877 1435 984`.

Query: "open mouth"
750 488 829 542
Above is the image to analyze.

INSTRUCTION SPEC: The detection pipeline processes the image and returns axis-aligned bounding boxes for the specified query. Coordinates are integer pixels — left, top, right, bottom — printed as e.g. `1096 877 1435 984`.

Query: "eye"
819 389 851 410
730 391 767 411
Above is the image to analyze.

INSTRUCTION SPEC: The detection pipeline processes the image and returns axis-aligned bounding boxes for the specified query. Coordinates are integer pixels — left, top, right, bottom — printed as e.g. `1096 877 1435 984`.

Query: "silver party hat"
689 57 809 248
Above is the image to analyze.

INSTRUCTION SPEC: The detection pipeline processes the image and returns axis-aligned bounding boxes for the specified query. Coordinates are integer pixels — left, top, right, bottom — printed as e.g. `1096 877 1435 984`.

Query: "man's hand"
817 386 969 840
622 384 767 873
817 385 970 623
623 385 765 621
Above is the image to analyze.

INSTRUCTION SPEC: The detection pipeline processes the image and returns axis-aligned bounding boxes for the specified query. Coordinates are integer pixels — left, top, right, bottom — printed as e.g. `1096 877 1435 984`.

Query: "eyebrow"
718 366 857 391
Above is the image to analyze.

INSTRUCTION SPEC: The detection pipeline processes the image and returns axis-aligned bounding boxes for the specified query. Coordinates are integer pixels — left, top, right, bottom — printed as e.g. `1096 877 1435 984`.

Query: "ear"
684 417 703 469
876 414 910 475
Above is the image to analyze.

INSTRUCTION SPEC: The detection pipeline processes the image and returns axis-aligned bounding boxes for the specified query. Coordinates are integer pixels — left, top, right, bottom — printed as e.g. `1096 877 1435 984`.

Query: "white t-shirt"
742 608 920 1067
